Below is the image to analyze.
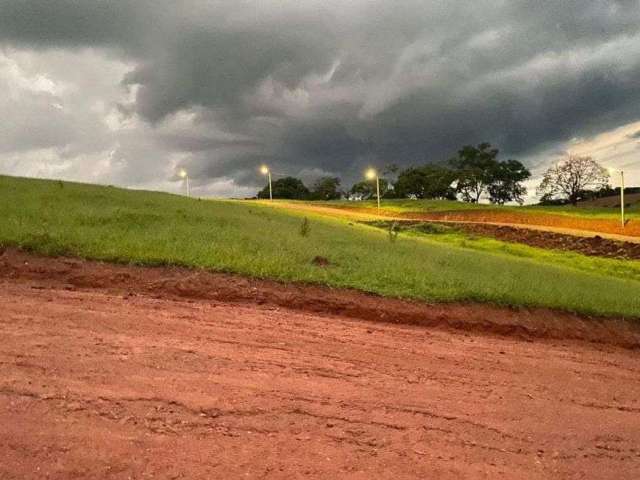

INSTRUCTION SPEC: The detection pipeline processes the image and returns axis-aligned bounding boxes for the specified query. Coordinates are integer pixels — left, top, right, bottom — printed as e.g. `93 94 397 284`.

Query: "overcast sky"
1 0 639 198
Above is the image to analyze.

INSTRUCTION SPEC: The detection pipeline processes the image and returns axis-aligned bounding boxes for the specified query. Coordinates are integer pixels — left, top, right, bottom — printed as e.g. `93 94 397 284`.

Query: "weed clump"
388 221 399 242
299 217 310 237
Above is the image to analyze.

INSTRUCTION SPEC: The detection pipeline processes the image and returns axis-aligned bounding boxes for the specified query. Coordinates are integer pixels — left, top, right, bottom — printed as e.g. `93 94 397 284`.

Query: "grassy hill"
1 174 639 318
576 192 640 209
313 197 640 219
301 197 640 239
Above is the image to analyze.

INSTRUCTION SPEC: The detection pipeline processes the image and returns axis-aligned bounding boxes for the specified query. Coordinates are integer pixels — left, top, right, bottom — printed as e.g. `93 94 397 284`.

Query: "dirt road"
265 201 640 244
1 256 640 478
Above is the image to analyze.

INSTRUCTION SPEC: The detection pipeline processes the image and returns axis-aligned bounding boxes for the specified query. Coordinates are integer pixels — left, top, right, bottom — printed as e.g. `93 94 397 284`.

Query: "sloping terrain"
282 199 640 240
366 221 640 260
2 248 639 347
3 175 640 318
577 193 640 209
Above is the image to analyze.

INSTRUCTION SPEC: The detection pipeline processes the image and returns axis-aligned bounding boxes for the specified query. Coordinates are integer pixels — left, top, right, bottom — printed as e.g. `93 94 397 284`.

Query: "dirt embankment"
267 202 640 244
2 251 640 479
401 210 640 239
457 223 640 260
1 248 639 349
385 221 640 260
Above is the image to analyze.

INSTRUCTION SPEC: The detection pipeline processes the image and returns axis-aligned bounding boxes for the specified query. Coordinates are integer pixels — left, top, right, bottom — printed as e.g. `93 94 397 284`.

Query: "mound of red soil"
401 210 640 238
452 223 640 260
1 248 638 349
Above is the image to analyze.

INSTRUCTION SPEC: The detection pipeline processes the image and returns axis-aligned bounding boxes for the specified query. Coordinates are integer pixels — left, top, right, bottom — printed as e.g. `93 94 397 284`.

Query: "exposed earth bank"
370 220 640 260
1 248 639 348
1 249 640 479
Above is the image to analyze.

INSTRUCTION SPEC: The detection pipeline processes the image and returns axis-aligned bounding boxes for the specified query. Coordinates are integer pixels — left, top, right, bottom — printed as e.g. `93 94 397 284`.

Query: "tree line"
257 142 619 205
258 142 532 204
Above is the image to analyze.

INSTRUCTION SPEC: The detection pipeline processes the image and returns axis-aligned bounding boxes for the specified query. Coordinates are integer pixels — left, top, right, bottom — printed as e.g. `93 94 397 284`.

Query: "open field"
363 220 640 262
303 198 640 238
313 197 640 219
2 251 640 479
1 175 640 317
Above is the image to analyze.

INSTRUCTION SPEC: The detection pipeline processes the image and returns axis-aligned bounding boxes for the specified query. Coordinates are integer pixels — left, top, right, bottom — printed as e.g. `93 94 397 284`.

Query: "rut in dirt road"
1 277 640 479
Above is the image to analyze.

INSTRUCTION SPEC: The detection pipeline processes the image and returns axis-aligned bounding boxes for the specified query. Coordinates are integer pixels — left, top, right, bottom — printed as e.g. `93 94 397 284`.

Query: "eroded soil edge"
1 247 638 348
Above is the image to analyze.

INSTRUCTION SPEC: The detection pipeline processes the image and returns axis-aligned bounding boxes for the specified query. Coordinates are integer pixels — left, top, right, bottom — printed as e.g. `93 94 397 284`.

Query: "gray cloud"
1 0 640 195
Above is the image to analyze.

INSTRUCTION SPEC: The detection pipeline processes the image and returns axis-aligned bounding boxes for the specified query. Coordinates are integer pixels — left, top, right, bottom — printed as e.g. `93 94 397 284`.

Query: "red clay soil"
445 223 640 260
401 210 640 238
2 249 640 479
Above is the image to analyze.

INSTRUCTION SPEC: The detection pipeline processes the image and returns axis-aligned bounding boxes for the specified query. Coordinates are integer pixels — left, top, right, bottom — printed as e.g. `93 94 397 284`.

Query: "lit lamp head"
260 165 269 175
365 168 377 180
178 169 187 179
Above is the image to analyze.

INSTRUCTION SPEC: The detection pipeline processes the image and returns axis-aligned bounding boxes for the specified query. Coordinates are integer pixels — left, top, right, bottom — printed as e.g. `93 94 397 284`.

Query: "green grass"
365 221 640 283
1 174 639 318
312 198 640 219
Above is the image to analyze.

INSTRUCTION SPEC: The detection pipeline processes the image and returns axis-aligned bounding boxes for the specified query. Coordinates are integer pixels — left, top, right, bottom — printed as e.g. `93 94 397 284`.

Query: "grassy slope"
1 175 639 318
313 198 640 219
363 221 640 283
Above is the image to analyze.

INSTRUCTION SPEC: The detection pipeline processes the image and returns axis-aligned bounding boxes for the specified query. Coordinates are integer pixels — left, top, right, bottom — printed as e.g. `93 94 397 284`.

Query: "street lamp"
608 167 625 228
179 169 190 197
366 168 380 212
260 165 272 201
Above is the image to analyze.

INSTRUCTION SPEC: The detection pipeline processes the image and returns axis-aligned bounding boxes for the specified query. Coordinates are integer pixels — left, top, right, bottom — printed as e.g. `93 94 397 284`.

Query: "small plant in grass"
299 217 310 237
388 221 399 242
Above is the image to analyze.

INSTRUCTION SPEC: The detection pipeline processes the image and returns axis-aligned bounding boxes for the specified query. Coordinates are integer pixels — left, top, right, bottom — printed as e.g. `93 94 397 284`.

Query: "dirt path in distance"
265 202 640 244
367 220 640 261
1 254 640 478
402 210 640 242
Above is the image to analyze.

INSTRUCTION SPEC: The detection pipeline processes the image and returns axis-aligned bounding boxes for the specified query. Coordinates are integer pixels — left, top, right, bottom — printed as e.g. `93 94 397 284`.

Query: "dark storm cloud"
1 0 640 193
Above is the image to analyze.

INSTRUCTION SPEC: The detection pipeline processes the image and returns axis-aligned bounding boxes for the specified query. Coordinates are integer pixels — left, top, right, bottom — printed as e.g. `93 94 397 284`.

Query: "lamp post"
365 168 380 212
260 165 272 201
179 169 190 197
609 167 625 228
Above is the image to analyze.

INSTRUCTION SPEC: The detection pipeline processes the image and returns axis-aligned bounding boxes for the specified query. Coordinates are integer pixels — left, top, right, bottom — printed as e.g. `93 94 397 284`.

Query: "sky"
1 0 639 199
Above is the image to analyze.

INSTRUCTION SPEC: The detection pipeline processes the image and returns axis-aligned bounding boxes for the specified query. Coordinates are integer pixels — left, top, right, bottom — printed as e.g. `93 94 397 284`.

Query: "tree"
349 178 390 200
257 176 310 199
487 159 531 205
449 142 499 203
394 165 456 199
536 155 609 205
383 164 400 176
311 176 341 200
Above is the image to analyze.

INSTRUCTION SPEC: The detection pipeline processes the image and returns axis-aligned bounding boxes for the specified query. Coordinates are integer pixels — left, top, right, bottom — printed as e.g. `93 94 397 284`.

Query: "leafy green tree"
487 159 531 205
449 143 499 202
311 176 342 200
257 176 310 199
394 165 456 199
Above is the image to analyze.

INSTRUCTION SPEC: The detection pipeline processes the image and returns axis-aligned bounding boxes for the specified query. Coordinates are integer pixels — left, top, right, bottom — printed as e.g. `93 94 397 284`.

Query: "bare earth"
1 252 640 479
